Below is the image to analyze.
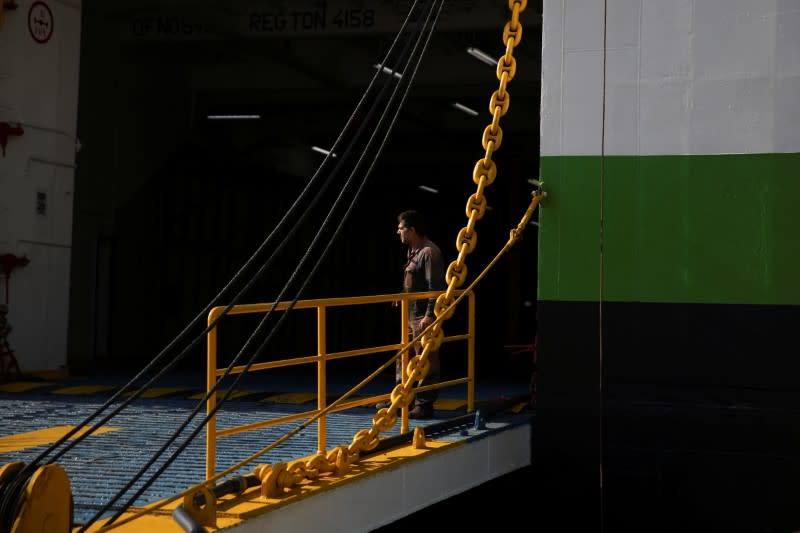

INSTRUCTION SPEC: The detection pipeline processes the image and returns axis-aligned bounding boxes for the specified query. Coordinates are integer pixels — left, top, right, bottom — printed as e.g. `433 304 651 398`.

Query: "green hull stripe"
538 153 800 305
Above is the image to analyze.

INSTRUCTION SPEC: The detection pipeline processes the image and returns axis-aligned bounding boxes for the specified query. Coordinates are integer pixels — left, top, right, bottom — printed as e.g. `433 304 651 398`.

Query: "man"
387 209 446 419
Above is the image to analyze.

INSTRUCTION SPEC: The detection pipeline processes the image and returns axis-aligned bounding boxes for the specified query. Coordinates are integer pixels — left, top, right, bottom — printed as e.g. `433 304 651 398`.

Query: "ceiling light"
418 185 438 194
466 47 497 67
311 146 337 157
373 63 402 79
206 114 260 120
452 102 479 116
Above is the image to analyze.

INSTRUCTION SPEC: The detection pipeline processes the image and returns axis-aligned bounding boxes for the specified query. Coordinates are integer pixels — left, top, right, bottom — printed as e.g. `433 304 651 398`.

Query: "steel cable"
78 1 443 530
0 1 429 529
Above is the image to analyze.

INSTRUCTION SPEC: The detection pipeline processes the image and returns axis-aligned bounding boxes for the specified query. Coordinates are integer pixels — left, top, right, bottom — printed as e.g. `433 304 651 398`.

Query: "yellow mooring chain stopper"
5 464 72 533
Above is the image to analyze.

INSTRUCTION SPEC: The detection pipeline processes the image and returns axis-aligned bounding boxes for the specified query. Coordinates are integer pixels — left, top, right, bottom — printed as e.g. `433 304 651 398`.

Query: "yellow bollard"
8 464 72 533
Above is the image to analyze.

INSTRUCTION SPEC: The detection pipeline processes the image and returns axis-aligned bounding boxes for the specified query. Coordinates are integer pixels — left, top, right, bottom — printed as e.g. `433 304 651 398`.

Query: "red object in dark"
0 121 24 157
0 315 21 380
0 253 22 377
0 253 30 304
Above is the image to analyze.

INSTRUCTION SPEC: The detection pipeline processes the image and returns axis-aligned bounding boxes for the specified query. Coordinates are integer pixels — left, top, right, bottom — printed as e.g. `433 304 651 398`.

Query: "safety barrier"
205 290 474 479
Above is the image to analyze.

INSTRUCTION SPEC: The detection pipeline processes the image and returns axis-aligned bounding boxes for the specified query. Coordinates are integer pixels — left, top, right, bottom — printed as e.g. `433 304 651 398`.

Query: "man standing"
394 209 446 419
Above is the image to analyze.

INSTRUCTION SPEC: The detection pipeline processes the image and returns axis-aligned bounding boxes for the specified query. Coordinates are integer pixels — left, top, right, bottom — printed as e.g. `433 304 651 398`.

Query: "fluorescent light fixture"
418 185 439 194
452 102 479 116
206 114 260 120
373 63 402 79
466 47 497 67
311 145 337 157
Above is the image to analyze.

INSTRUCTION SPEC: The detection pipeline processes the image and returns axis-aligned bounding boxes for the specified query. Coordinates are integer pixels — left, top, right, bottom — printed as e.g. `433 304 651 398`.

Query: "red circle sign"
28 1 54 44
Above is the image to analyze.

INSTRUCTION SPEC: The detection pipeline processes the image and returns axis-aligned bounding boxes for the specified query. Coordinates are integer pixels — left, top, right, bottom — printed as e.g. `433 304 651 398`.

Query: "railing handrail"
206 290 475 480
208 290 449 320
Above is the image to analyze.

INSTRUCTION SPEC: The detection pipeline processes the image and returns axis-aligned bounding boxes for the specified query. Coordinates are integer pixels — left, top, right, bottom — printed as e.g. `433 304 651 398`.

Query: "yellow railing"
205 290 475 480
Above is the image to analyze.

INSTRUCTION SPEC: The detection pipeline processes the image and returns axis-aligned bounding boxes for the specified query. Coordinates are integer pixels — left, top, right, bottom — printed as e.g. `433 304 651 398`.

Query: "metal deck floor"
0 369 533 528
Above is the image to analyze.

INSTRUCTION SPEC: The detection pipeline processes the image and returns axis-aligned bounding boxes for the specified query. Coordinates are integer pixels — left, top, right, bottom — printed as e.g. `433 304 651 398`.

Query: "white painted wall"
541 0 800 156
0 0 81 372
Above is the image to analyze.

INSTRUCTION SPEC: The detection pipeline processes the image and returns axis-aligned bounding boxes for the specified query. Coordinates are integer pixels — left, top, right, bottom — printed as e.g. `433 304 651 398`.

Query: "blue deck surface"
0 367 532 525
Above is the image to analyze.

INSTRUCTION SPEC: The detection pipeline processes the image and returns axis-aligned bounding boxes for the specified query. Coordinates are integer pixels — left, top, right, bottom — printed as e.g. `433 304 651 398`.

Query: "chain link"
258 0 528 497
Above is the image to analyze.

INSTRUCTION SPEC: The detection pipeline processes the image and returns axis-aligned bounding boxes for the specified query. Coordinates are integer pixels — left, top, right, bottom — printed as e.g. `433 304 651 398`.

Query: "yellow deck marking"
0 381 52 393
327 394 373 405
186 389 254 401
434 398 467 410
0 425 119 453
261 392 317 404
52 385 117 395
26 369 70 380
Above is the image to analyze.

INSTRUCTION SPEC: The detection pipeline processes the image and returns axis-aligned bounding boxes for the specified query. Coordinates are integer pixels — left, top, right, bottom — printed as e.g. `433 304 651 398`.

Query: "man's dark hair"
398 210 427 237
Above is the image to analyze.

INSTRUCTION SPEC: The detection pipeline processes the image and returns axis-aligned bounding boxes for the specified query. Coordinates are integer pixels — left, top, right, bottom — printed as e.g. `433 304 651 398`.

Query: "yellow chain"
260 0 529 495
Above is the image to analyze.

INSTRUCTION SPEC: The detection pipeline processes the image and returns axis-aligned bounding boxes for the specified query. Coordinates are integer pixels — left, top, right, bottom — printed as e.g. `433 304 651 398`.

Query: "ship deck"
0 366 534 531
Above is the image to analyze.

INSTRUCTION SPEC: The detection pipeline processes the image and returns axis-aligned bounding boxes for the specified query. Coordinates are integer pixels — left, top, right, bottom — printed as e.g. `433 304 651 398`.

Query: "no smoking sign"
28 1 53 44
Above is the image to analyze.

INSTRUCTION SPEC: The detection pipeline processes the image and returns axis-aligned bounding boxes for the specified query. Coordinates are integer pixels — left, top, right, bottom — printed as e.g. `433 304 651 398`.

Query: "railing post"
400 298 409 433
468 291 475 412
317 305 327 454
206 307 221 481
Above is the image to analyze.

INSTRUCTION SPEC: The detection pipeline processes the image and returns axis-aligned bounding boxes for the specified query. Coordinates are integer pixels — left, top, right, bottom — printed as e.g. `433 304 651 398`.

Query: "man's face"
397 221 412 244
